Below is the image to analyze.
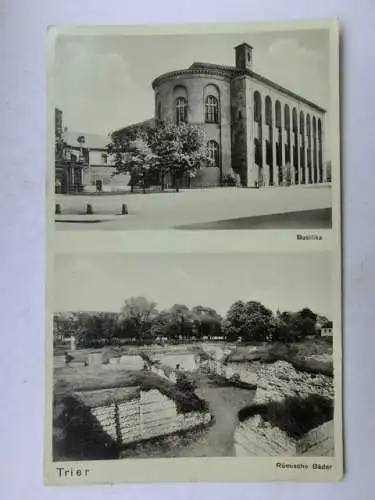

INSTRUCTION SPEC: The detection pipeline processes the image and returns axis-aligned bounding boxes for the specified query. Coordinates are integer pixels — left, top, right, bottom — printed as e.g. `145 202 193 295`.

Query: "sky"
54 252 332 318
54 29 330 136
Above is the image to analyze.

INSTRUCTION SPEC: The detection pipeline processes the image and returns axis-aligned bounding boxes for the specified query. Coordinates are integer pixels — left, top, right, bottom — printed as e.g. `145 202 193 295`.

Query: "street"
55 186 332 231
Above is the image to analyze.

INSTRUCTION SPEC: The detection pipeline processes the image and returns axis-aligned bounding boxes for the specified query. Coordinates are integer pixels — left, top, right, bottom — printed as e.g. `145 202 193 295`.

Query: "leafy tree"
149 310 174 339
168 304 194 339
223 300 274 342
108 121 213 192
191 306 222 339
119 297 158 342
163 123 213 191
285 308 318 339
107 124 155 191
125 135 158 192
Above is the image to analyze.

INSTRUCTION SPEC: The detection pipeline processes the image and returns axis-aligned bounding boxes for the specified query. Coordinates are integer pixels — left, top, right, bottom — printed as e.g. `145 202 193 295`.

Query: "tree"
149 310 174 339
119 297 158 342
285 308 318 339
108 121 214 192
161 123 214 191
107 124 155 191
191 306 222 339
125 135 158 192
223 300 274 342
168 304 193 339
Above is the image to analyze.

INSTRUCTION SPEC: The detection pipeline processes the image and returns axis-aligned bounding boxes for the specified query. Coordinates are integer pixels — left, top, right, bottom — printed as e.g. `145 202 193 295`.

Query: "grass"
237 394 333 439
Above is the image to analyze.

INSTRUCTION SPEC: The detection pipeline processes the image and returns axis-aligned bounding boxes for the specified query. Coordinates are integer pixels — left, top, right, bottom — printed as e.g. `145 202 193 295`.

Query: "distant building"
151 43 328 188
320 327 333 337
55 109 129 194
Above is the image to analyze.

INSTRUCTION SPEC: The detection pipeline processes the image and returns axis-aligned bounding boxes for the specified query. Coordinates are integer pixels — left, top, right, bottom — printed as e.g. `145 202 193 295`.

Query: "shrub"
238 394 333 439
221 174 237 186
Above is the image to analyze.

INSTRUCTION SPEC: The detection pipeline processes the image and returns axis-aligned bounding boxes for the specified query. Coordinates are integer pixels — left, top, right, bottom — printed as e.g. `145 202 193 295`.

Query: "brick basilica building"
152 43 327 188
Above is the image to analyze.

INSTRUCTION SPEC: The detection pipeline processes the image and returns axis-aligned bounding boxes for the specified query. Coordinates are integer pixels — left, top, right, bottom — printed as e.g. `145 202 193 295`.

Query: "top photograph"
50 22 339 231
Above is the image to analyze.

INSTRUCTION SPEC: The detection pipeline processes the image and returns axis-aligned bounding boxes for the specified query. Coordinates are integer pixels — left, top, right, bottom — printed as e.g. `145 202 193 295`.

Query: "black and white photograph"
51 24 336 231
52 252 336 462
45 20 342 485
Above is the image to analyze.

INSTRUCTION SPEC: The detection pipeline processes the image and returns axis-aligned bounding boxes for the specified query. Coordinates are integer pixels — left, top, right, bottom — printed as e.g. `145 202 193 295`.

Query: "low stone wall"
234 415 334 457
76 387 211 447
233 361 334 457
254 360 334 405
205 359 260 386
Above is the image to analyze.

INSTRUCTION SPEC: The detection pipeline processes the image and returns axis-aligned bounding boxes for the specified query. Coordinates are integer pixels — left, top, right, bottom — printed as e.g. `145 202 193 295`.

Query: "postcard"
45 19 342 484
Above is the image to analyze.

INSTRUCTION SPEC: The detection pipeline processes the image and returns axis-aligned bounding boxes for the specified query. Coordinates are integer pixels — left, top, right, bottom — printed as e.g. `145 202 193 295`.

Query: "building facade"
152 43 327 188
55 109 129 193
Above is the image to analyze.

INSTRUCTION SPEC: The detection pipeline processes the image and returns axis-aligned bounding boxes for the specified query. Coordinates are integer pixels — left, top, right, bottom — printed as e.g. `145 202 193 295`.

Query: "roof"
112 118 156 137
63 131 111 150
152 62 325 113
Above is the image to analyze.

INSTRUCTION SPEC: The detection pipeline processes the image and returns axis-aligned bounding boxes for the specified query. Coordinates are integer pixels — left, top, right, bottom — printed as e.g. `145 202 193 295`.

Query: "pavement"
54 185 332 231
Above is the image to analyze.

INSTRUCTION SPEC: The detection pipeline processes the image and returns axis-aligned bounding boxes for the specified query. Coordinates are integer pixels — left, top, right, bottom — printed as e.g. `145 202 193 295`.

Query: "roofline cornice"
152 66 326 113
152 68 234 88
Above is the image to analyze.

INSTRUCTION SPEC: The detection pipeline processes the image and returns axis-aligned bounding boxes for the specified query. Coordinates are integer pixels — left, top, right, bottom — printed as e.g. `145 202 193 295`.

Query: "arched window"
306 114 312 183
207 140 220 167
307 114 311 139
176 97 187 124
284 104 290 130
313 117 317 183
205 95 219 123
265 96 272 126
254 91 262 123
300 111 305 135
292 108 298 132
299 111 305 183
275 101 281 128
318 118 323 183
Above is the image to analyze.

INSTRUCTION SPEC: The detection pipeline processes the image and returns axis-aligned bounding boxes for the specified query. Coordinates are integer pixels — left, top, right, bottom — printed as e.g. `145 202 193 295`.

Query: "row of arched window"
253 91 324 184
173 96 219 125
253 91 322 136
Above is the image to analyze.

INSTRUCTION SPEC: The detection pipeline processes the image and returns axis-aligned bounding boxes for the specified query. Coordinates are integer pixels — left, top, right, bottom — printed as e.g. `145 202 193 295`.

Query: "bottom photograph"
51 251 336 463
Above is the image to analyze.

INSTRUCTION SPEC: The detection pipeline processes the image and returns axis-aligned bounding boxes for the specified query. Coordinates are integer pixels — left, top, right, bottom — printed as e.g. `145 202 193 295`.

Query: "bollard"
86 204 94 215
55 203 61 215
121 203 128 215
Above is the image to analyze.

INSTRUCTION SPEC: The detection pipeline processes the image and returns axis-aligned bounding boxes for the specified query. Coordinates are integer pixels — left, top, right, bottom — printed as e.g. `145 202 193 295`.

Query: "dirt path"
120 373 255 459
172 374 256 457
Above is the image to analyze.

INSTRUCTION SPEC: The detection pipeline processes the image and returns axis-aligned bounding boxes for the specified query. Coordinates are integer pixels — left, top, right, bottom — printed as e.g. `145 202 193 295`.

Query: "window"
284 104 290 130
254 138 262 166
176 97 187 124
292 108 298 133
254 91 262 123
300 111 305 139
207 140 220 167
275 101 281 128
265 96 272 126
101 153 108 164
205 95 219 123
